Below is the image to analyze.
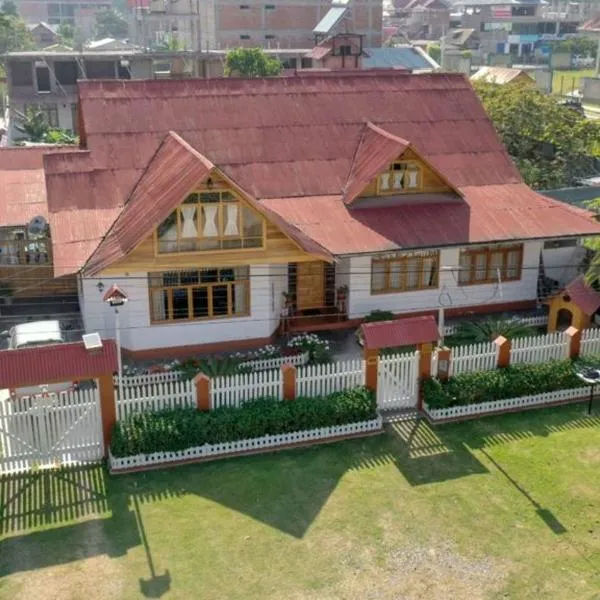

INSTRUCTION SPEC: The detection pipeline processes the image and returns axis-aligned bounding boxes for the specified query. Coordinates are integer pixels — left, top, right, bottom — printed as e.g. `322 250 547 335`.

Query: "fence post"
565 326 581 359
97 373 116 457
282 363 297 401
195 373 211 411
365 348 379 394
417 343 433 412
436 347 451 382
494 335 511 368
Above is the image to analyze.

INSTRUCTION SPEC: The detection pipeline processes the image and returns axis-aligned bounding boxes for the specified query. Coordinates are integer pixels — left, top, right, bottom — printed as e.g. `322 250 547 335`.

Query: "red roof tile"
362 315 439 349
0 340 117 389
564 276 600 315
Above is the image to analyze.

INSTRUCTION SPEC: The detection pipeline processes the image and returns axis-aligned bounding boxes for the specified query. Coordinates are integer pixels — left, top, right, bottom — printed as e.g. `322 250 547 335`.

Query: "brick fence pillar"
494 335 511 368
436 347 451 382
282 364 297 401
565 326 581 359
195 373 211 411
365 348 379 394
417 342 434 412
97 373 116 457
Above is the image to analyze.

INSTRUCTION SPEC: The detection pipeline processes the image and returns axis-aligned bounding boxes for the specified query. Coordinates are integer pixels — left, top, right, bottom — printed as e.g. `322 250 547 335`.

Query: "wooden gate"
0 388 103 474
377 352 420 411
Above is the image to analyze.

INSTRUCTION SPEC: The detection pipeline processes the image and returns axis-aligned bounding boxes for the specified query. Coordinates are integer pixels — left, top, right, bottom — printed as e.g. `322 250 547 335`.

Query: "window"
35 66 51 92
240 34 251 39
265 3 275 8
458 245 523 285
377 161 422 194
543 239 578 250
149 267 250 322
240 4 249 7
339 44 352 56
10 61 33 87
156 190 265 254
55 60 78 85
371 251 439 294
265 34 276 39
85 60 116 79
24 103 59 127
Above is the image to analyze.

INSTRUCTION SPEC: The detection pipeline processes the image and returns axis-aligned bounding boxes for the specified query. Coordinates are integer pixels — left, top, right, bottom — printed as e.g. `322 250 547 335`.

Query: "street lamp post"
575 367 600 416
103 285 128 402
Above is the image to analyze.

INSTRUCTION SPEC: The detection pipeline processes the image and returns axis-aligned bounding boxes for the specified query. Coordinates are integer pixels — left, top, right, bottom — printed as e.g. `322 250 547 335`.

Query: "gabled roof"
471 67 534 85
579 17 600 33
362 316 439 349
564 276 600 315
362 47 437 70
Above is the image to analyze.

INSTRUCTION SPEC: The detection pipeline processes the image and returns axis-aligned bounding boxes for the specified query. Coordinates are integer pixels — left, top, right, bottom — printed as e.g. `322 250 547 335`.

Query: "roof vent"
82 333 103 352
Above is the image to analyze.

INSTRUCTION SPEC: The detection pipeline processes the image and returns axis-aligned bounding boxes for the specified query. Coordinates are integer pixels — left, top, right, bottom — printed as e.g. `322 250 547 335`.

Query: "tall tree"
94 7 129 39
473 80 600 190
0 0 17 16
224 48 281 78
57 23 75 45
0 10 34 54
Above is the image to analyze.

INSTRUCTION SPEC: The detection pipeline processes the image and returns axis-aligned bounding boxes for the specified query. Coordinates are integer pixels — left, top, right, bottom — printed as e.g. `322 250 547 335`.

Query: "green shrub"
287 333 332 364
175 356 252 380
364 310 395 323
424 359 585 409
451 317 536 344
110 386 377 457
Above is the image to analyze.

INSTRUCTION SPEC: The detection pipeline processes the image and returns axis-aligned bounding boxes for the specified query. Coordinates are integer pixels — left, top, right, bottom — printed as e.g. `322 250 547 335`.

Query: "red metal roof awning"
362 315 439 350
0 339 118 389
564 276 600 315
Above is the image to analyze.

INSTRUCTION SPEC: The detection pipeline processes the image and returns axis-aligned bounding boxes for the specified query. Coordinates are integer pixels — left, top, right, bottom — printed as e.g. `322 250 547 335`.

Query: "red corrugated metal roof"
564 276 600 315
0 339 117 388
362 315 439 349
41 72 597 274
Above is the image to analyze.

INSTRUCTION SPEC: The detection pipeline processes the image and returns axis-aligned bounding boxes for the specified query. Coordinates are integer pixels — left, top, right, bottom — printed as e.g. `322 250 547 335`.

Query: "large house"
43 71 600 356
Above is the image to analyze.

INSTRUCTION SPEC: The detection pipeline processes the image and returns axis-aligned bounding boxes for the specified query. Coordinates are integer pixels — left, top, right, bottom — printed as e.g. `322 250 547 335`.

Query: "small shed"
547 276 600 332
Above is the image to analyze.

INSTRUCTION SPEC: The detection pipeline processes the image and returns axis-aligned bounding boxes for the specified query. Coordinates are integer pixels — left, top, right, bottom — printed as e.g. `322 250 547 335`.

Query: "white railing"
442 314 548 337
450 342 498 376
296 359 364 398
241 351 309 372
580 327 600 357
116 379 196 421
212 369 283 410
424 387 586 422
510 332 569 365
109 417 383 471
377 351 419 411
115 371 182 386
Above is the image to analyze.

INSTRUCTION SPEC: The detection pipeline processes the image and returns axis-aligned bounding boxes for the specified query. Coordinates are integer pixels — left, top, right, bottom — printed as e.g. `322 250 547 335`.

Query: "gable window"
156 190 265 254
458 244 523 285
149 267 250 322
371 251 439 294
377 161 422 194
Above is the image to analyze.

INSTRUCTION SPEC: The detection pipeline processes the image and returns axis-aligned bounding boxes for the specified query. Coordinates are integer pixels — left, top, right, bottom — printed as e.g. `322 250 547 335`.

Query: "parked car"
3 320 77 397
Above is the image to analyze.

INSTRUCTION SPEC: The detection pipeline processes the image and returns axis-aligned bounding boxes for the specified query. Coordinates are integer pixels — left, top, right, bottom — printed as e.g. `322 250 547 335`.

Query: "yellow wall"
547 295 592 333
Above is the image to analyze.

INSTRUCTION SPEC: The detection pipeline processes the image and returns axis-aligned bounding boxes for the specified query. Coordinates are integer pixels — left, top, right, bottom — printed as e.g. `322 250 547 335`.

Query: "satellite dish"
27 215 48 239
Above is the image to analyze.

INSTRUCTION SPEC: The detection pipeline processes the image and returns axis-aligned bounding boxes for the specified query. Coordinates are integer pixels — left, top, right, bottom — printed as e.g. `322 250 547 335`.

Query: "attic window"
377 161 422 194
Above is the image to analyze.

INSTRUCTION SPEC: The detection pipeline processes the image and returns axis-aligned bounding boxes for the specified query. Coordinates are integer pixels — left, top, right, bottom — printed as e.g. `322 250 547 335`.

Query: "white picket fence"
0 388 103 474
297 359 364 398
241 351 310 371
212 369 283 410
580 327 600 357
510 332 569 365
116 379 196 420
377 352 420 411
116 371 181 386
450 342 498 376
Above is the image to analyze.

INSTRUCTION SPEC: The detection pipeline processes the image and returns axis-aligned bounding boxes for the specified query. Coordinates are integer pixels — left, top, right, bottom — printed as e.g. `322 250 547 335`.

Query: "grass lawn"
552 68 596 96
2 404 600 599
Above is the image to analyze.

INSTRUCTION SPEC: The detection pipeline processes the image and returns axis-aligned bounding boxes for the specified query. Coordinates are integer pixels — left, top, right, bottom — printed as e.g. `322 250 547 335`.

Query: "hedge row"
423 359 586 409
110 386 377 457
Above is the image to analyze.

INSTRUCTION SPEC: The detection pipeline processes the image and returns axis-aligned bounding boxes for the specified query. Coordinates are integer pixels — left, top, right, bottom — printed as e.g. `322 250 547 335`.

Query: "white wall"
347 241 543 319
81 264 283 352
542 243 586 286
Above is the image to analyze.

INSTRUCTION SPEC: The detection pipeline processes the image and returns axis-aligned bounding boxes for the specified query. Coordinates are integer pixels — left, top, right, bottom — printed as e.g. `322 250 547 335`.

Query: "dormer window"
377 161 422 195
156 189 265 254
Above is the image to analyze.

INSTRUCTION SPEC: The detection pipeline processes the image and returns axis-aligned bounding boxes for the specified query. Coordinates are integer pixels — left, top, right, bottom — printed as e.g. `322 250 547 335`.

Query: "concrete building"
390 0 450 41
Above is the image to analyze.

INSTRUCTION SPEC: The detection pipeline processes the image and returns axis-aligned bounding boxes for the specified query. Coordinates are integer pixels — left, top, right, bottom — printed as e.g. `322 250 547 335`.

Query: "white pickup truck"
6 320 77 397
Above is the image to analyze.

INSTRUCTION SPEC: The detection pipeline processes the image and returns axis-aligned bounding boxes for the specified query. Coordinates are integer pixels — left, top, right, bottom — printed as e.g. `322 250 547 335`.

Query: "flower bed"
110 386 377 468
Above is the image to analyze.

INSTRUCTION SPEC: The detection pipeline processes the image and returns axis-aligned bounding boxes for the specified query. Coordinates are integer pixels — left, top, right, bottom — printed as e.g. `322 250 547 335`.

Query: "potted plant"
0 281 14 306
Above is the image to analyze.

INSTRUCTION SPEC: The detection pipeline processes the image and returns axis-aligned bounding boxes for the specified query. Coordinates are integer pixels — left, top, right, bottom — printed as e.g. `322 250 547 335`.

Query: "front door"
296 261 325 311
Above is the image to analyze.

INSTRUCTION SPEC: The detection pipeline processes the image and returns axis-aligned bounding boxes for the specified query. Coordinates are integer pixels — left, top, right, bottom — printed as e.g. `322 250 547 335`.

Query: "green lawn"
552 68 596 96
1 405 600 599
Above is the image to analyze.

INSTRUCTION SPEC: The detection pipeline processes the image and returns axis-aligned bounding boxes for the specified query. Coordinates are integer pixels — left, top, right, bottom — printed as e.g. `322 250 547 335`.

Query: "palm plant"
14 108 48 142
451 317 536 344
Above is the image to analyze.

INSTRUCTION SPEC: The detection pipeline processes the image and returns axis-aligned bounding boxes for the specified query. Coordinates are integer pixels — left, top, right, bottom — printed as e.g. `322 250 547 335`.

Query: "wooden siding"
359 148 452 197
0 265 77 298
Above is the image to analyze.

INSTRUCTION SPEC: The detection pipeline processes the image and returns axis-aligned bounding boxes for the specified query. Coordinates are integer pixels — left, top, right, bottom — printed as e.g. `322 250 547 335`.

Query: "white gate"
377 352 420 411
0 388 103 474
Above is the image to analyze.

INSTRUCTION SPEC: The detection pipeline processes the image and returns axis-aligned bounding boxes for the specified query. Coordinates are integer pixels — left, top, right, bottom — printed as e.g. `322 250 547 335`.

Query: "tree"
426 43 441 64
473 80 600 190
14 108 49 142
551 37 597 59
57 23 75 45
224 48 282 78
0 11 34 54
94 8 129 39
0 0 17 16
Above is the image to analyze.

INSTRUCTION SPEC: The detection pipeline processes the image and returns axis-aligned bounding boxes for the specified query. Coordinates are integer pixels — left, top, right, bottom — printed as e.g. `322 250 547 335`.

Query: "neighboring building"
27 22 59 49
471 65 534 84
0 147 77 299
130 0 383 50
390 0 450 40
443 27 479 49
33 71 600 356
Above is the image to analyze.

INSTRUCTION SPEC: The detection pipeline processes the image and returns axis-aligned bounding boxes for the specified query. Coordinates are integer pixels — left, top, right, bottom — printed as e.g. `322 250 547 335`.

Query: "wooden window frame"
148 267 251 324
371 251 440 295
154 189 266 256
376 160 423 195
458 244 523 286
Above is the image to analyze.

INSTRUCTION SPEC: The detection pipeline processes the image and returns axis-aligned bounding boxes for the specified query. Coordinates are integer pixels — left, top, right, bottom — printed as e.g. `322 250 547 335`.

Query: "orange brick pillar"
98 373 116 457
282 364 297 401
436 347 451 382
565 326 581 359
365 348 379 394
195 373 211 411
494 335 511 368
417 342 433 412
